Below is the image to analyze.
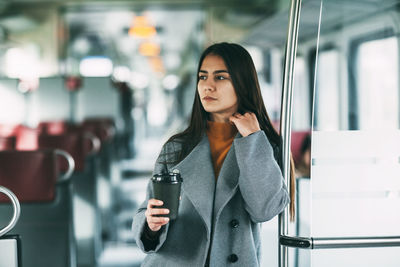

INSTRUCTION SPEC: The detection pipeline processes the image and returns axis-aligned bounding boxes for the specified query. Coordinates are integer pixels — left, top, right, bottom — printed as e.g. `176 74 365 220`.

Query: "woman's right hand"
145 198 170 232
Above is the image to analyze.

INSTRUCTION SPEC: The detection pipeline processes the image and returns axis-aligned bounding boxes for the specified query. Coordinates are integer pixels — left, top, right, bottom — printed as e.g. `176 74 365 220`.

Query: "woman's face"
197 54 238 122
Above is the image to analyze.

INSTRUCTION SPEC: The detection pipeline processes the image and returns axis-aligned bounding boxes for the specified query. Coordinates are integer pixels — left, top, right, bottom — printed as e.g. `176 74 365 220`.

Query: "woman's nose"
203 80 215 91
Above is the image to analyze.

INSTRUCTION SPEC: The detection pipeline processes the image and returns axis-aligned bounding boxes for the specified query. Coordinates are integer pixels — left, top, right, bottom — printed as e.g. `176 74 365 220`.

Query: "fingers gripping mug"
151 170 182 220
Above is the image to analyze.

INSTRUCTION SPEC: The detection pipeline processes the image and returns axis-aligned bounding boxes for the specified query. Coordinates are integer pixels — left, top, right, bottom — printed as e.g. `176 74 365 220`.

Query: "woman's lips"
203 96 217 101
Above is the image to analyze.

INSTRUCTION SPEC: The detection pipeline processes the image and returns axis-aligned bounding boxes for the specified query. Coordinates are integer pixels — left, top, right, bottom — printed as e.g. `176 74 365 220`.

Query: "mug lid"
152 172 182 183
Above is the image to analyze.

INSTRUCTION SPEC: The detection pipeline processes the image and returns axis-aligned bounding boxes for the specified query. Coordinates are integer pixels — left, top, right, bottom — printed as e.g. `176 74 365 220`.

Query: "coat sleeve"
233 130 290 222
131 143 171 253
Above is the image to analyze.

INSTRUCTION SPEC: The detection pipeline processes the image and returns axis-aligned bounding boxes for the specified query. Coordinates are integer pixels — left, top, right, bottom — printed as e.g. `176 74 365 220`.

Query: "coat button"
230 219 239 228
228 254 238 263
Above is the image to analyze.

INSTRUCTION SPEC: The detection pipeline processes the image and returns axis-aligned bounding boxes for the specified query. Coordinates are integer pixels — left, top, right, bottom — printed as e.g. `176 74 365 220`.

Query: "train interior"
0 0 399 266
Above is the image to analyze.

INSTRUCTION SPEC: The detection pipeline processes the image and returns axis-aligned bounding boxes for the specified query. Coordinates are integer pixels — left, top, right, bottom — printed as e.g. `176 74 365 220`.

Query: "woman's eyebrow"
214 70 229 74
198 70 229 74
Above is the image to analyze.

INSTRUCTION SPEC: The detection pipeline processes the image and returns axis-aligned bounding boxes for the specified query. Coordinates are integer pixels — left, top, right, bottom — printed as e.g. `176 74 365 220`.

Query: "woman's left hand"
229 112 261 137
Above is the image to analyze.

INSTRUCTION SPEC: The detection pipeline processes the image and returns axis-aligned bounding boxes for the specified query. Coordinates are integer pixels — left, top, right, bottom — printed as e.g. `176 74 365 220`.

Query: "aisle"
98 138 163 267
98 173 149 267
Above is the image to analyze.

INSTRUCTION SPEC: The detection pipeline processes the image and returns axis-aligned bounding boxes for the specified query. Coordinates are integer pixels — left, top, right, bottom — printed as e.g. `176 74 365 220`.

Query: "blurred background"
0 0 399 266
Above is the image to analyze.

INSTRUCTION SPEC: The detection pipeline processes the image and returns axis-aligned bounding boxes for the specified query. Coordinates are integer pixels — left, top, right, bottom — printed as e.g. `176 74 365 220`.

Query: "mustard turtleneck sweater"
206 120 238 179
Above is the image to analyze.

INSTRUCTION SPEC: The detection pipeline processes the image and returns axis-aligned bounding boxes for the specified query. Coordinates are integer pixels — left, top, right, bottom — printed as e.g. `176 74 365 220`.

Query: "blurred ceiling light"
113 66 131 82
139 42 160 57
5 47 39 79
0 15 38 32
79 56 113 77
148 57 164 74
130 71 149 89
164 53 181 70
147 95 167 126
162 74 180 91
128 16 156 38
73 37 91 54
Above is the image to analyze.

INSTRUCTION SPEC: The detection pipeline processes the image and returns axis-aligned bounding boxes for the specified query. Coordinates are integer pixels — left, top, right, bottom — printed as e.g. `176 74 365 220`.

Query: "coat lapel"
172 133 242 234
213 137 240 220
172 135 216 236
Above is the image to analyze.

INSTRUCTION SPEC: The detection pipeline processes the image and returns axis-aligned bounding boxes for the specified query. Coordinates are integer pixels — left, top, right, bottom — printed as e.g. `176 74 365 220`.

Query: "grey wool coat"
132 130 289 267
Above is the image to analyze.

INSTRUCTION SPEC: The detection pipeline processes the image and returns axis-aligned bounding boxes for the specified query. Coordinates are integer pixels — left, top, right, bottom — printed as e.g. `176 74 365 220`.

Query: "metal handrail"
54 149 75 183
280 235 400 249
0 186 21 238
84 132 101 155
279 0 302 266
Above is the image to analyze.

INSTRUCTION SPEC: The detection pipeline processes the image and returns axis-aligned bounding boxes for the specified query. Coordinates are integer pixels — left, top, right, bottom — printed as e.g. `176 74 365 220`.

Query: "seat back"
0 150 76 267
0 150 58 202
0 136 16 150
0 186 21 267
14 125 39 151
0 124 18 137
38 132 101 266
291 131 311 165
38 121 69 135
83 117 116 143
38 130 99 172
0 124 39 150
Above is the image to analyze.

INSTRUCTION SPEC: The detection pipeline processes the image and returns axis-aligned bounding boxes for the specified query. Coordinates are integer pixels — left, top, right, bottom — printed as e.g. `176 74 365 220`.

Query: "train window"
356 36 399 130
262 50 272 84
79 56 113 77
314 49 340 131
308 1 400 266
292 56 310 130
245 46 264 72
259 48 283 122
4 46 41 79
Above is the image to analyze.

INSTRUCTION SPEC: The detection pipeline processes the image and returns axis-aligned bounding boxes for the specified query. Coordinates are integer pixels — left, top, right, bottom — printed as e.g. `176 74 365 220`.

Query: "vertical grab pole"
279 0 302 267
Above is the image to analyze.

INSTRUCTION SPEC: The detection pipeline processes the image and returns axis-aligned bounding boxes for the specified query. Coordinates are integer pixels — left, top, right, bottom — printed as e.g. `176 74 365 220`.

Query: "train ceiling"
0 0 398 76
0 0 286 76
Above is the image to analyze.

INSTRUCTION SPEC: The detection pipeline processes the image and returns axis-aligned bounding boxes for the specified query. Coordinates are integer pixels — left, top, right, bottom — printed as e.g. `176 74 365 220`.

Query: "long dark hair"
166 42 295 219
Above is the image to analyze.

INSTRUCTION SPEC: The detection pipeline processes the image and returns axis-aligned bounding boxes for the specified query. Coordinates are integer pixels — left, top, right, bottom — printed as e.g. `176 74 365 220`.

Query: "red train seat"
0 150 58 202
0 124 39 150
0 136 16 150
0 150 75 267
14 125 39 151
38 130 101 266
0 124 18 137
83 117 116 144
38 121 69 135
291 131 311 165
38 131 99 172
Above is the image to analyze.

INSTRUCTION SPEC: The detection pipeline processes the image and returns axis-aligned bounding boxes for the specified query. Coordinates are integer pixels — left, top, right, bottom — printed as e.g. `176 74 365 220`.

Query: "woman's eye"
216 75 227 80
199 75 207 80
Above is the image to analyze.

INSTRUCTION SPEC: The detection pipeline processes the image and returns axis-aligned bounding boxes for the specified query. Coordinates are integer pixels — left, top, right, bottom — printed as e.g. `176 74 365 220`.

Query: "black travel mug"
151 170 182 220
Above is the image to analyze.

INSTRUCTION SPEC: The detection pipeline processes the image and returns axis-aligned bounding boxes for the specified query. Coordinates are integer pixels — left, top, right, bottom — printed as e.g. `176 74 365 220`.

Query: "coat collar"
172 133 241 234
172 135 216 236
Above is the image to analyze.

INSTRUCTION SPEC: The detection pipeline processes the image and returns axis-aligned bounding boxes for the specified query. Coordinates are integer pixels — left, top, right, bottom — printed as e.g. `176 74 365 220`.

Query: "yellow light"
128 16 156 38
139 42 160 57
148 57 164 74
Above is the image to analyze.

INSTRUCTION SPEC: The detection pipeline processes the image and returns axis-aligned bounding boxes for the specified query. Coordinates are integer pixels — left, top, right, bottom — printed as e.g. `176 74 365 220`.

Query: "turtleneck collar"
206 120 237 140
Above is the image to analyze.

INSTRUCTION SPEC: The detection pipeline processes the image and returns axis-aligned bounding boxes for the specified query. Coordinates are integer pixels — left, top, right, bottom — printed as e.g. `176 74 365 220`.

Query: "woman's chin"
202 105 218 113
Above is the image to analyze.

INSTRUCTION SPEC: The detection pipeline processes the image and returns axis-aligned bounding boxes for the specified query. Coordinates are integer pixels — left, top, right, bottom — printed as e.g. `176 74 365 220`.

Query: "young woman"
132 42 293 266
